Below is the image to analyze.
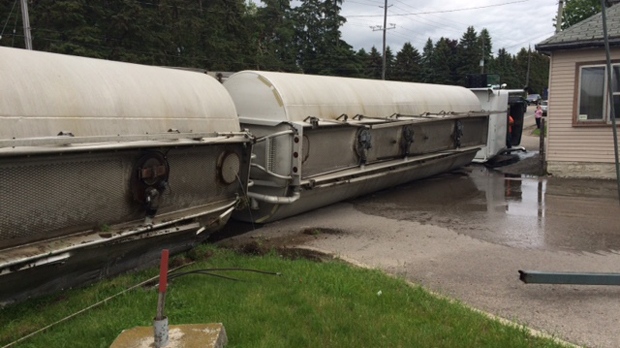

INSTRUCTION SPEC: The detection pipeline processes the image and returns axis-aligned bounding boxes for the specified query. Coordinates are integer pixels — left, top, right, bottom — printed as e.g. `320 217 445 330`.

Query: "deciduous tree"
557 0 601 30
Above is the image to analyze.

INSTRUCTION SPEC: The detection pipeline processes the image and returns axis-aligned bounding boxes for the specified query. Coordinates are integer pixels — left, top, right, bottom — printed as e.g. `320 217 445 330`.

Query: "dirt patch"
301 227 343 236
216 227 346 262
494 154 543 176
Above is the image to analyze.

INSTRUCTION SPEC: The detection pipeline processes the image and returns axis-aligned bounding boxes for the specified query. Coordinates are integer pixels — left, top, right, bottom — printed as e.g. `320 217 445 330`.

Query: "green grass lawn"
531 126 547 137
1 246 570 348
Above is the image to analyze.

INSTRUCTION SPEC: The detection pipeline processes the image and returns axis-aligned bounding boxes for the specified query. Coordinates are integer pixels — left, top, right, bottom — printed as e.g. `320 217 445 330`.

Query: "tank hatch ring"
400 125 415 156
217 151 241 185
356 129 372 165
453 120 464 148
131 151 170 219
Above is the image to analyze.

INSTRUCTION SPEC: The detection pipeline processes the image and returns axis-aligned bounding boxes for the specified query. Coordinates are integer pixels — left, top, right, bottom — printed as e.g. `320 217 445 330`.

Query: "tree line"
0 0 549 94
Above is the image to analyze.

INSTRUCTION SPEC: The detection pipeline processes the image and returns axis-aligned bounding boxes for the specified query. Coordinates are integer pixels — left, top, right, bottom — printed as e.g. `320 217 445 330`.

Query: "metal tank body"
0 47 252 305
224 71 489 223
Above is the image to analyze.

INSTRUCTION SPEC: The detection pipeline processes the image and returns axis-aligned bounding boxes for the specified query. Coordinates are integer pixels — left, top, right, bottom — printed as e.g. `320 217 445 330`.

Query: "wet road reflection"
351 164 620 253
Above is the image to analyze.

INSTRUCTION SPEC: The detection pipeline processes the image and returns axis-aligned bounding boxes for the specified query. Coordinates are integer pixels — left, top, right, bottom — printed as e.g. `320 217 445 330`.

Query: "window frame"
575 61 620 126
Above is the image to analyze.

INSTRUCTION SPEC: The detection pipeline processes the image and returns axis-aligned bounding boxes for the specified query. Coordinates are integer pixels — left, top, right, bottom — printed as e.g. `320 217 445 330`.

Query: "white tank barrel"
224 71 482 122
0 47 240 140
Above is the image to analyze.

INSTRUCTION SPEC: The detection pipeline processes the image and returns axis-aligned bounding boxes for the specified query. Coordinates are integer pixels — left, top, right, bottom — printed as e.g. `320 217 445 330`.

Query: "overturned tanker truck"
225 71 490 223
0 47 252 305
0 47 489 305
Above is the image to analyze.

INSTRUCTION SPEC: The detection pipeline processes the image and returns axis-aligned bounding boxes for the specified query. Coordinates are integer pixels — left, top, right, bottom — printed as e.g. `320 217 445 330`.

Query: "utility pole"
381 0 388 80
525 45 531 89
370 0 394 80
555 0 564 33
20 0 32 50
480 39 485 74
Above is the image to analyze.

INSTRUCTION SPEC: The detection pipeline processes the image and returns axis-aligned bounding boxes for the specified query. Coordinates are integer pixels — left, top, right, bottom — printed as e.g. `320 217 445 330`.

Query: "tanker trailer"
224 71 489 223
0 47 252 305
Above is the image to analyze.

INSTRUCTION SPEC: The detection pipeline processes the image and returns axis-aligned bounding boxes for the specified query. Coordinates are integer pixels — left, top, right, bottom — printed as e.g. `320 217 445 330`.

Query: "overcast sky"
319 0 559 56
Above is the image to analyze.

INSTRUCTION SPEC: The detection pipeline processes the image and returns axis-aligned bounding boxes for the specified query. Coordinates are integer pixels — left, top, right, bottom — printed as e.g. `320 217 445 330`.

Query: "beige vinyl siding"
547 48 620 164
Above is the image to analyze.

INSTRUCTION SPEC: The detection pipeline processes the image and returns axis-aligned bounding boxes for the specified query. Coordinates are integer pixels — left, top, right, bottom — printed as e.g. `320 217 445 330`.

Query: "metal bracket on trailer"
301 115 370 129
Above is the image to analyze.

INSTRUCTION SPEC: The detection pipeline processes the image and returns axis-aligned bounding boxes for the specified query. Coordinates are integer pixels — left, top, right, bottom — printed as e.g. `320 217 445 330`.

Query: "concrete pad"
110 323 227 348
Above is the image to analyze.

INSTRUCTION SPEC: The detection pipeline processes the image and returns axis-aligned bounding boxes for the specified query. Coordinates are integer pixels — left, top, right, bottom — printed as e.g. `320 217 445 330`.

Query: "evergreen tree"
456 26 481 86
514 47 531 90
332 44 364 77
0 4 549 89
162 0 207 68
488 48 520 88
250 0 298 71
29 0 109 59
430 38 454 85
478 28 492 74
393 42 421 82
529 51 550 95
420 38 435 83
354 48 369 78
0 0 21 48
199 0 252 71
365 46 383 79
293 0 354 75
17 0 255 70
383 45 395 80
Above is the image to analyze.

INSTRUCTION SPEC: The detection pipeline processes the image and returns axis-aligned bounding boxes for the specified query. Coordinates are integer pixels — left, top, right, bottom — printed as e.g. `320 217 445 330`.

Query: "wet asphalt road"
217 107 620 348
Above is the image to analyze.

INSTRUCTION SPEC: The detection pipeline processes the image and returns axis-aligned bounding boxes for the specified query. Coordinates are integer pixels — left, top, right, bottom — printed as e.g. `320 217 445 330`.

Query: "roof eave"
536 38 620 54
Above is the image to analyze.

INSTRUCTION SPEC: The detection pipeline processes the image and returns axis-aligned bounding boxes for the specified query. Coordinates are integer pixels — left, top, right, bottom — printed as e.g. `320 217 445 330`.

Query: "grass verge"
531 127 547 137
1 245 569 348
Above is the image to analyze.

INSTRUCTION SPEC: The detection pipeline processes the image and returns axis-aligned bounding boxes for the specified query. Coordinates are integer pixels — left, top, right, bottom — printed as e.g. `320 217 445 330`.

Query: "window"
577 64 620 123
613 66 620 120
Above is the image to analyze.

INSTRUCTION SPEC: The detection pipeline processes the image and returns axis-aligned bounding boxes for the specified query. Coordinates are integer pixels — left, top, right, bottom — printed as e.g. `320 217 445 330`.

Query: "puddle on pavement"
352 165 620 253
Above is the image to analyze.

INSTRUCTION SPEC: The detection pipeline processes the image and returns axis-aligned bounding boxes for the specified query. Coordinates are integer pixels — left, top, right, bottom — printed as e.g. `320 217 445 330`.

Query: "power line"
344 0 530 18
346 0 383 7
391 0 471 27
385 8 462 35
501 31 556 52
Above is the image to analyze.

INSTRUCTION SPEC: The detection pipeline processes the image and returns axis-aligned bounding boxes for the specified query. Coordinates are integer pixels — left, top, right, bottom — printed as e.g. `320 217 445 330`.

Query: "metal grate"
0 145 243 249
268 138 277 172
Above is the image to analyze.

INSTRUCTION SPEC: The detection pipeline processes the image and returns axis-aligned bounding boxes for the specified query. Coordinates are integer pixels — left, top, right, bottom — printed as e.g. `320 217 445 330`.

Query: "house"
536 4 620 179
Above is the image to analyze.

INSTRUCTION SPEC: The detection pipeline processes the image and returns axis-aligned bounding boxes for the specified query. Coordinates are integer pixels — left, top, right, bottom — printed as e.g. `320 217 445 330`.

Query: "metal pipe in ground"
154 249 169 348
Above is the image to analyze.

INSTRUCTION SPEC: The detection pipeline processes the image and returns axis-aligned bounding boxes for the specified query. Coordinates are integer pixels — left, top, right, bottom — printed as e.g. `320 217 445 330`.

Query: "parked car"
526 94 542 105
540 100 548 116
